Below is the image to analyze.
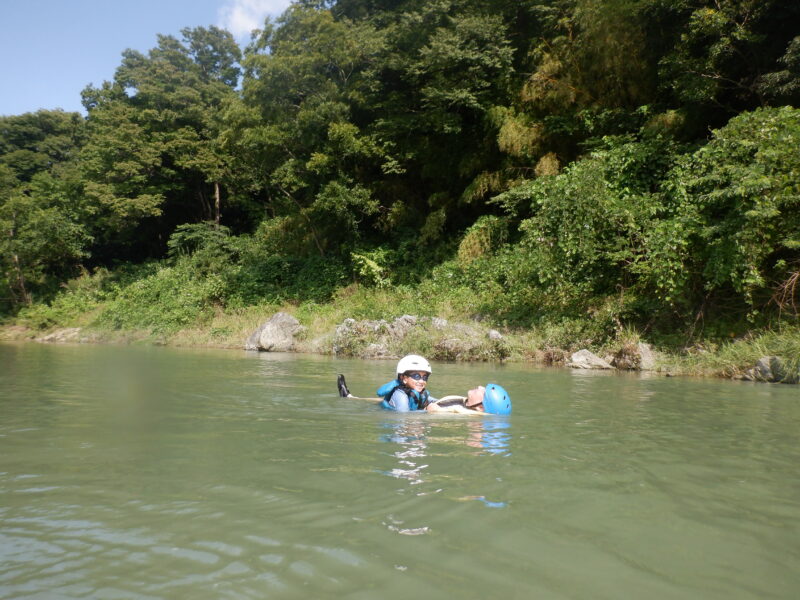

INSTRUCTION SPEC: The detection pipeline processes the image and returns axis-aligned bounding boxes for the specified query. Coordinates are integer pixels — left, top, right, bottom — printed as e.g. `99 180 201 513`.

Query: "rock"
539 348 568 365
611 342 657 371
434 337 477 361
36 328 82 343
388 315 417 338
244 323 268 351
488 329 503 341
743 356 798 383
0 325 31 341
363 343 390 358
567 349 613 370
638 343 657 370
248 312 304 352
431 317 448 329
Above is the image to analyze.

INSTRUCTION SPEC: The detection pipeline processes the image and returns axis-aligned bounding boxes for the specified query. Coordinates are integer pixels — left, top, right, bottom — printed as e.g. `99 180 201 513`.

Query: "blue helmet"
483 383 512 415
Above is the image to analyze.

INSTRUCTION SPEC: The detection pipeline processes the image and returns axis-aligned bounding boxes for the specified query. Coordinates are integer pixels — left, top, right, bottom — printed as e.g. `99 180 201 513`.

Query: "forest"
1 0 799 370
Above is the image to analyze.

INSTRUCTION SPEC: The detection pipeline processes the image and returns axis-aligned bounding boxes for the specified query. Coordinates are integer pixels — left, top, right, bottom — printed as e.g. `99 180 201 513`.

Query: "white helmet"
396 354 432 377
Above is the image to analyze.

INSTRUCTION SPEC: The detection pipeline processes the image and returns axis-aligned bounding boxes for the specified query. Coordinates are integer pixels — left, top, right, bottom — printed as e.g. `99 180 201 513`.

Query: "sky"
0 0 294 117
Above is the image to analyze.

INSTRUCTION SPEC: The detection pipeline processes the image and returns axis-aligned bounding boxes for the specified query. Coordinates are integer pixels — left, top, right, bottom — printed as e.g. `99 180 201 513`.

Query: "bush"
16 268 111 329
481 135 680 329
227 238 349 305
95 264 222 334
643 107 800 317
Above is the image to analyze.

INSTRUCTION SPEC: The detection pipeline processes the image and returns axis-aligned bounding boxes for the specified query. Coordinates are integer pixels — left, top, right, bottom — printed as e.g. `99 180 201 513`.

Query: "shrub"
644 107 800 317
95 264 222 334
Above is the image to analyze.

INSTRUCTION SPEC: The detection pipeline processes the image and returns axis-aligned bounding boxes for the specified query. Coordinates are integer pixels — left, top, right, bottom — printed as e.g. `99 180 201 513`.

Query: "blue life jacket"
377 379 430 411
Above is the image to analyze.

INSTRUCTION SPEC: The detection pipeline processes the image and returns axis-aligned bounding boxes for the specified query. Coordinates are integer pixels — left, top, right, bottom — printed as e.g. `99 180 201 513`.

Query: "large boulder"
638 343 657 370
244 324 267 351
567 349 614 370
245 313 304 352
611 342 657 371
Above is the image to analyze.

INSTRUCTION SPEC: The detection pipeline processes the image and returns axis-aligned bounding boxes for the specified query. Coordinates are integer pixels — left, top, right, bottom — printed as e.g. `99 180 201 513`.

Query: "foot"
337 374 351 397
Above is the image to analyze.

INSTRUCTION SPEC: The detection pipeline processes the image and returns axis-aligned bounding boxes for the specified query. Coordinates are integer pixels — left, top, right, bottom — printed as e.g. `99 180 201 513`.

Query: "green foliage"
484 107 800 338
166 221 240 275
671 326 800 380
758 36 800 104
16 268 112 329
659 0 800 126
351 248 391 288
95 264 223 334
457 215 508 263
502 135 678 308
225 231 349 305
0 110 86 182
0 110 92 310
0 172 90 307
4 0 800 353
645 107 800 313
80 26 243 256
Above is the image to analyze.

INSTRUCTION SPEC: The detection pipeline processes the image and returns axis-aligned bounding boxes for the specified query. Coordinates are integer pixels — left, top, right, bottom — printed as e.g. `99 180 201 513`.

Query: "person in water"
378 354 436 412
426 384 512 415
375 355 512 415
336 356 511 414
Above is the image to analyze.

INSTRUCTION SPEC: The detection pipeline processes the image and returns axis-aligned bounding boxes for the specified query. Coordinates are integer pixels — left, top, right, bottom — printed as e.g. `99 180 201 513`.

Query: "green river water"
1 341 799 599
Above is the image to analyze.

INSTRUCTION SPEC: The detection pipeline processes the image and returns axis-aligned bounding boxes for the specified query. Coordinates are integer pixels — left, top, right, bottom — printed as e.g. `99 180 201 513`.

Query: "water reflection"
378 417 512 488
379 420 430 485
464 419 511 456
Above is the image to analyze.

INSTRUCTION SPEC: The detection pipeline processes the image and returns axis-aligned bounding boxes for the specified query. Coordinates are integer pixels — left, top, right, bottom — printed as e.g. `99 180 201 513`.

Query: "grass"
3 268 799 384
667 327 800 380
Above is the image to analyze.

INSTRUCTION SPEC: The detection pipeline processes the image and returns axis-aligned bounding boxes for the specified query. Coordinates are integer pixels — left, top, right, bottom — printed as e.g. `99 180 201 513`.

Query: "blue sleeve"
385 389 411 412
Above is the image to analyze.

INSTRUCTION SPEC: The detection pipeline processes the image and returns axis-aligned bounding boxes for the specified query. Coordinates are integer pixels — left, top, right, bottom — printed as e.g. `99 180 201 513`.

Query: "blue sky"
0 0 294 117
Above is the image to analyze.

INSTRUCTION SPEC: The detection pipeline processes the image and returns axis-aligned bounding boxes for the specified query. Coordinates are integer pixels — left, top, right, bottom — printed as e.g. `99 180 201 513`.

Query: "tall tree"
660 0 800 123
0 110 89 308
80 26 242 259
232 5 389 255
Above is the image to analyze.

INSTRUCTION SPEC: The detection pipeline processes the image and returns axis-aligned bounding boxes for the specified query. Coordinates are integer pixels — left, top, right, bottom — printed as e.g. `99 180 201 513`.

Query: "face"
466 386 485 411
401 371 429 393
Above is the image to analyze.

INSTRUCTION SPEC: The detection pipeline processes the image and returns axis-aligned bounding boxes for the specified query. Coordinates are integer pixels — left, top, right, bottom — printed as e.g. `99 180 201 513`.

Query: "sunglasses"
404 372 429 381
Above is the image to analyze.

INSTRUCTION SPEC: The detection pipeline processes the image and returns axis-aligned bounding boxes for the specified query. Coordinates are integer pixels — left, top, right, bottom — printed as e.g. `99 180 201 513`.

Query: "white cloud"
218 0 293 39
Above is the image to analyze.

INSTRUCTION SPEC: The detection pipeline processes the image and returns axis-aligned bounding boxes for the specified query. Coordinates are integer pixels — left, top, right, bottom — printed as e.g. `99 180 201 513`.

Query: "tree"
0 110 91 309
644 107 800 316
0 166 90 307
0 110 86 182
80 26 243 259
659 0 800 129
232 5 389 255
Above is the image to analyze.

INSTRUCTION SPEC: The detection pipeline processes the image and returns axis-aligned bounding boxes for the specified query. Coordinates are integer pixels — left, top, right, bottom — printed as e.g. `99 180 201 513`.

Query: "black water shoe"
337 374 351 398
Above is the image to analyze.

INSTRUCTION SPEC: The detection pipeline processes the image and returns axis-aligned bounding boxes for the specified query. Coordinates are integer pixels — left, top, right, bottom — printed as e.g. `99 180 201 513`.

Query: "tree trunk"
214 181 221 229
6 212 31 306
11 253 31 306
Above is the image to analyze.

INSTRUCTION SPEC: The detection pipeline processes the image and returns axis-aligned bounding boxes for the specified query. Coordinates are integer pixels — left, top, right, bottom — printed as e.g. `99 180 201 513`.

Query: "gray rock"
567 349 613 370
37 328 82 343
249 312 304 352
488 329 503 341
244 323 268 351
363 343 390 358
612 342 657 371
743 356 798 383
388 315 417 338
638 343 657 370
431 317 448 329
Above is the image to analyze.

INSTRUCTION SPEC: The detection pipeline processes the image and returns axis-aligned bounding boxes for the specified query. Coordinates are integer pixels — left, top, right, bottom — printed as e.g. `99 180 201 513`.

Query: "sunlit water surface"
1 342 799 599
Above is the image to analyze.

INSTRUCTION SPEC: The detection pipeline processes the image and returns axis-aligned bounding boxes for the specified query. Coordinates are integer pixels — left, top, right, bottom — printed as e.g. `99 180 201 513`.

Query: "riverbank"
3 304 798 384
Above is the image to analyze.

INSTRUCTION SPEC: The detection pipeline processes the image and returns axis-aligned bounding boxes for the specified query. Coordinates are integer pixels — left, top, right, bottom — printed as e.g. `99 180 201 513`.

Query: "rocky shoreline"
4 312 798 384
244 312 797 384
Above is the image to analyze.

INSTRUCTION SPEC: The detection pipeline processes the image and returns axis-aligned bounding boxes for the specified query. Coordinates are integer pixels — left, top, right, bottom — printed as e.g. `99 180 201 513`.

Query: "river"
1 342 799 599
